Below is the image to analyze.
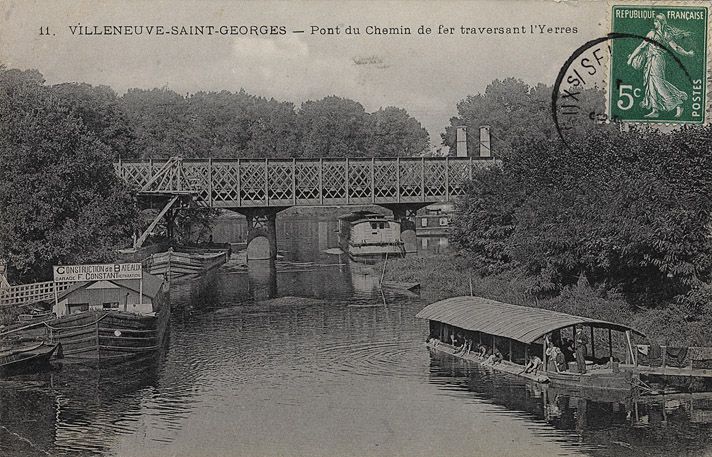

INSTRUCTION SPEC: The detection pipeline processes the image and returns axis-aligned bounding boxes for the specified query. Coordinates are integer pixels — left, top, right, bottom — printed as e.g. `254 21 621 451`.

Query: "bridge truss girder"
116 156 498 209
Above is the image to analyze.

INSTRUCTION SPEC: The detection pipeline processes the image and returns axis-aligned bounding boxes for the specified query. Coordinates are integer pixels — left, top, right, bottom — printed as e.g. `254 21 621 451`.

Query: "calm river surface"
2 216 712 457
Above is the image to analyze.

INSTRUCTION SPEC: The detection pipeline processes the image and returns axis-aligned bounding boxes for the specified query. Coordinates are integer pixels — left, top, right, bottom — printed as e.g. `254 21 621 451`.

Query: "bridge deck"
115 157 497 208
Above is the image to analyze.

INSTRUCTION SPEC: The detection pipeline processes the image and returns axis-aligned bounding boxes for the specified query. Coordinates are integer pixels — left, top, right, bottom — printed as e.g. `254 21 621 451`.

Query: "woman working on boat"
456 337 472 356
545 345 567 373
476 344 488 358
561 338 575 363
484 349 503 365
522 355 543 375
575 327 588 374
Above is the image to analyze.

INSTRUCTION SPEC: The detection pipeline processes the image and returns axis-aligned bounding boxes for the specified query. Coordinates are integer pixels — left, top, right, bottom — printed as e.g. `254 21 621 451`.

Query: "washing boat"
417 296 712 394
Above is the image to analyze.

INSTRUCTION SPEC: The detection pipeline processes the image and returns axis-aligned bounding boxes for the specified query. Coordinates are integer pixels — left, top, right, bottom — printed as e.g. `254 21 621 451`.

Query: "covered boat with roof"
416 296 649 391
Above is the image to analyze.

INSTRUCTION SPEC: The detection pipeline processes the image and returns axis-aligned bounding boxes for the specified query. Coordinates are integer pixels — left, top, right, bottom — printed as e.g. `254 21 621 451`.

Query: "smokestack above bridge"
479 125 491 158
456 126 467 157
454 125 492 158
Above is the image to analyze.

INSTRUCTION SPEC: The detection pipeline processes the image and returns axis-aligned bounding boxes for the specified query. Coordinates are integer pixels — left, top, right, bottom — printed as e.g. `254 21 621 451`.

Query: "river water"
1 216 712 457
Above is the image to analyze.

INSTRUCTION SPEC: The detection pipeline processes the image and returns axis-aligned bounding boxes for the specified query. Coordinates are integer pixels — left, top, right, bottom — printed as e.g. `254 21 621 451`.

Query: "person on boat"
456 338 472 356
555 347 567 372
546 346 566 372
574 327 588 374
485 349 503 365
456 332 465 348
452 333 464 352
561 338 575 363
522 355 543 375
477 344 488 358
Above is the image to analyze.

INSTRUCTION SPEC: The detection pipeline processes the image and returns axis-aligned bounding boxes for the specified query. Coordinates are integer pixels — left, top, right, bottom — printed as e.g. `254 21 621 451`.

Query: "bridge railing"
115 157 498 207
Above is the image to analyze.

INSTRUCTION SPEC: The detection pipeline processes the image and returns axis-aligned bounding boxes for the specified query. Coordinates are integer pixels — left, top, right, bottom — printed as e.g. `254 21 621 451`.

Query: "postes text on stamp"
610 5 708 123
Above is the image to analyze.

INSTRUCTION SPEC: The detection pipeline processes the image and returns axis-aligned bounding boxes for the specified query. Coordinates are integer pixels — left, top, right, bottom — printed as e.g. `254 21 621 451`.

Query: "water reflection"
247 259 278 300
0 353 170 457
3 217 712 456
419 236 449 254
428 351 712 456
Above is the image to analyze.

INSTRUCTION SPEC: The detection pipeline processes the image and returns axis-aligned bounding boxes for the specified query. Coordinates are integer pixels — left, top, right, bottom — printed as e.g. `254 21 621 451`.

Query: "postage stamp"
609 5 708 123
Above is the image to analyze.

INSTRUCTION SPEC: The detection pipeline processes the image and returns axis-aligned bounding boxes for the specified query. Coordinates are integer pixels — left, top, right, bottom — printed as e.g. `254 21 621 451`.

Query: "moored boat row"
0 271 170 369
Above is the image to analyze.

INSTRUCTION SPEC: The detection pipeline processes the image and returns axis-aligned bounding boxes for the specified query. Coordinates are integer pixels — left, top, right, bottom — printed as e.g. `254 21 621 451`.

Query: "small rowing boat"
0 342 61 376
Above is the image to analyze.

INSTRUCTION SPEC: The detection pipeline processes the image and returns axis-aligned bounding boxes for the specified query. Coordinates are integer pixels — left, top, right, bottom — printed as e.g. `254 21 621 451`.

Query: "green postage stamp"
610 5 708 123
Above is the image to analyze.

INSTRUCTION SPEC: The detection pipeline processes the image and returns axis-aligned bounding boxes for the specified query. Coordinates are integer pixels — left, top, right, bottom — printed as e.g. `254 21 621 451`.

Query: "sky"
0 0 609 149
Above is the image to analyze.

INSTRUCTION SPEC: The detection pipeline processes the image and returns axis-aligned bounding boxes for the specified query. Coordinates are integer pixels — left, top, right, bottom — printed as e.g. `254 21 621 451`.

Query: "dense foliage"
0 66 430 282
441 78 607 157
451 125 712 309
0 68 140 282
120 91 429 158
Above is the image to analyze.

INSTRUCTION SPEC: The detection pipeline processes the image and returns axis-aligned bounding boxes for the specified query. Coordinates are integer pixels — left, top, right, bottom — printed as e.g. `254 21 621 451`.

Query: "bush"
452 126 712 305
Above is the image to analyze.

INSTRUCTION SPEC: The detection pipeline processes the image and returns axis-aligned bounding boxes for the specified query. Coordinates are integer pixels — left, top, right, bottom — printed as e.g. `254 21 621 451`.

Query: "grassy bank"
380 253 712 346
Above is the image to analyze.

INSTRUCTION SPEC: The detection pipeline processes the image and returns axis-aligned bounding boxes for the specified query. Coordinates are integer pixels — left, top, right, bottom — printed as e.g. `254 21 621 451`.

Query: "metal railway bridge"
115 157 498 259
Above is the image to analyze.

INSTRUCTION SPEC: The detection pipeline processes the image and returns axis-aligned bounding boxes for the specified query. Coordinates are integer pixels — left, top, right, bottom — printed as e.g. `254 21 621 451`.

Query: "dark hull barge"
43 307 170 364
0 272 170 365
417 296 712 394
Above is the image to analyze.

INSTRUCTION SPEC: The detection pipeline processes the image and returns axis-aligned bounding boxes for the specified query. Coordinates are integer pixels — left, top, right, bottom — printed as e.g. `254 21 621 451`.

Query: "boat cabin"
54 273 167 317
417 296 647 388
416 203 453 236
338 211 405 258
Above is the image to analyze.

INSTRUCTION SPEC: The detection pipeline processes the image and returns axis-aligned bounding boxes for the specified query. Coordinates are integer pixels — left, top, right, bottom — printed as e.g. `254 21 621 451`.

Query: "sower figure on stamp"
627 13 695 118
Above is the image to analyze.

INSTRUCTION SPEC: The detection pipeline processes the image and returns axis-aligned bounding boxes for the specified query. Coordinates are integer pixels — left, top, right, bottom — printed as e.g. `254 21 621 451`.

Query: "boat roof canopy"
416 296 645 344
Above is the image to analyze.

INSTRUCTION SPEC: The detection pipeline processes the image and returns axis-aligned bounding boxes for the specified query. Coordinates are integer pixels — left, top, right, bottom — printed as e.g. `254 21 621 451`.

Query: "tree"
364 107 429 157
442 78 606 158
452 125 712 304
120 87 202 158
52 82 138 159
0 67 139 282
297 96 368 158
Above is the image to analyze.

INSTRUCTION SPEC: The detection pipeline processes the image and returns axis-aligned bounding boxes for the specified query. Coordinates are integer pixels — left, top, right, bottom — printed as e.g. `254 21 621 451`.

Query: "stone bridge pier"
234 207 288 260
381 203 429 254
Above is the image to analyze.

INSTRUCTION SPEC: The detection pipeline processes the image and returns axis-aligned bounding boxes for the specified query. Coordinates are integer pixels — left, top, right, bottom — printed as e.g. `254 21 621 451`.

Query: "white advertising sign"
53 263 142 282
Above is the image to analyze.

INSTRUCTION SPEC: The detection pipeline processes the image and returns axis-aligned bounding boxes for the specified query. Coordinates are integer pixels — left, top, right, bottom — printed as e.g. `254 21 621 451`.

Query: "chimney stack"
479 125 491 158
456 126 468 157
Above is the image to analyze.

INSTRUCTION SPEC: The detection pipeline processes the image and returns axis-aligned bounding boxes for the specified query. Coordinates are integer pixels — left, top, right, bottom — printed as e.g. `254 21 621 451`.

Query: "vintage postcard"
0 1 711 456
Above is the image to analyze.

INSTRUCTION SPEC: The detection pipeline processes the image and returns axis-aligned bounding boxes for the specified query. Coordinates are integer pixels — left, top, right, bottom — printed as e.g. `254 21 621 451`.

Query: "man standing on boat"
574 327 588 374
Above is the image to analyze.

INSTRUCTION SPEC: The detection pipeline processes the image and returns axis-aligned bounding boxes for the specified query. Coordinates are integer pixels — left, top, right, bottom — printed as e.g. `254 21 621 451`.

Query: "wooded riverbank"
380 253 712 346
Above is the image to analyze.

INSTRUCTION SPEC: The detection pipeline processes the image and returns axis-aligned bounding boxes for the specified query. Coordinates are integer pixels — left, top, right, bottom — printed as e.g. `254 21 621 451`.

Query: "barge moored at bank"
338 211 405 260
0 273 170 364
417 296 712 394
